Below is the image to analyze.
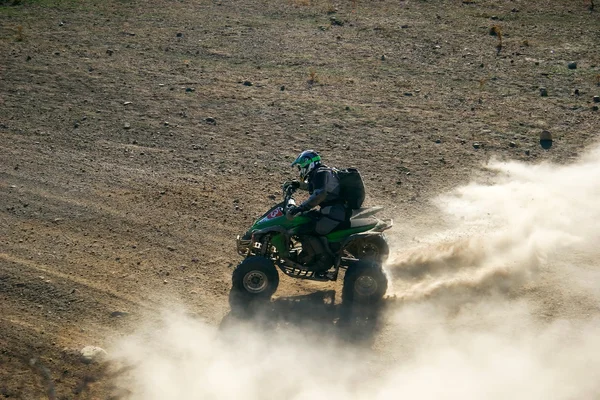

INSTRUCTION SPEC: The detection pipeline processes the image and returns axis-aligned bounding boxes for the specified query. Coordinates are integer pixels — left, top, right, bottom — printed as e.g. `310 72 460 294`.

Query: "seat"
349 218 377 228
350 206 383 219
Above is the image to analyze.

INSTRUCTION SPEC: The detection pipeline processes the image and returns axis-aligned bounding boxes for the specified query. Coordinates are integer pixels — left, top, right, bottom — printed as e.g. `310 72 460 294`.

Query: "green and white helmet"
291 150 322 181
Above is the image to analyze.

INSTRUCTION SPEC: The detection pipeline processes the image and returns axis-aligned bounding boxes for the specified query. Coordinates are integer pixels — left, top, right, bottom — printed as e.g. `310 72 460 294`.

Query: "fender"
339 231 386 252
250 226 292 255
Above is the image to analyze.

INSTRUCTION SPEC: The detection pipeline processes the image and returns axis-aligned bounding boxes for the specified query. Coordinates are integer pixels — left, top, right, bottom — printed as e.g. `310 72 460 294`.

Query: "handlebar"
282 185 297 213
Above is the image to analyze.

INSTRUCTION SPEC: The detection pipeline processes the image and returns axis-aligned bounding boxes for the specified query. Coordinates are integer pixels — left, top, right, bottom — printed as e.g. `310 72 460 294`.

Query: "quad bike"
233 186 393 304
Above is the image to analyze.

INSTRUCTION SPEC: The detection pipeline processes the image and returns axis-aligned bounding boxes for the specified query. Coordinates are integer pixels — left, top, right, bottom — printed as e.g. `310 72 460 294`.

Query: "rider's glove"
286 205 305 218
283 180 301 191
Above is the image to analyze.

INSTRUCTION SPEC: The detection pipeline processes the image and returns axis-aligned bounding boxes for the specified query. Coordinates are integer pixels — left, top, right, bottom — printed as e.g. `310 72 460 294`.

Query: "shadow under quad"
220 289 388 345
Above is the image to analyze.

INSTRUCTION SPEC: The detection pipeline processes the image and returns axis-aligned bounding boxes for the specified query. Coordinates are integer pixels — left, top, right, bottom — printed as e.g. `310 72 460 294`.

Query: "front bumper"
236 235 252 256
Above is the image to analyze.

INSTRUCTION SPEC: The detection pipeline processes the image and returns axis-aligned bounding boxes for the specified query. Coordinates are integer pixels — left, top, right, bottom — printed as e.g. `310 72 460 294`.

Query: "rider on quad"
284 150 350 271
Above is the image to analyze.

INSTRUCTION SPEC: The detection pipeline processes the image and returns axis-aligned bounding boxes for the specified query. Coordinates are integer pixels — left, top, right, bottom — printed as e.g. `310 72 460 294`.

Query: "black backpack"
336 168 365 209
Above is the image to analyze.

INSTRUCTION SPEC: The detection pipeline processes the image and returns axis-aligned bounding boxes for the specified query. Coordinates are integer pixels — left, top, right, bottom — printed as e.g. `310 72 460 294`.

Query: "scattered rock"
185 87 195 92
567 62 577 70
176 32 183 37
593 96 600 103
280 85 285 91
525 150 531 156
110 311 129 318
205 117 217 125
106 49 114 56
268 194 277 200
435 139 441 144
167 246 175 251
381 54 386 61
574 89 580 96
593 106 599 111
473 142 482 149
330 16 344 26
123 101 132 105
540 130 552 141
123 123 131 129
540 130 553 149
539 87 548 97
242 81 253 86
80 346 107 364
509 141 516 148
404 92 413 96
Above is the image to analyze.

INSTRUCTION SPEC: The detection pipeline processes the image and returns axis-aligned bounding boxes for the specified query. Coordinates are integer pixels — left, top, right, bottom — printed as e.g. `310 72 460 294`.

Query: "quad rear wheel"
342 260 388 304
232 256 279 300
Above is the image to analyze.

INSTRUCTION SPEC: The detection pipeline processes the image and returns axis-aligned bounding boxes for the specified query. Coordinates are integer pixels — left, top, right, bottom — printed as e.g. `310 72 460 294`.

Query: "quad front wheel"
342 260 388 304
231 256 279 300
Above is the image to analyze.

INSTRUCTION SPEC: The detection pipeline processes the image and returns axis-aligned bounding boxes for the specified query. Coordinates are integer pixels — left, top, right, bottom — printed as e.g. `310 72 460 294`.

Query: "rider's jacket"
300 166 342 210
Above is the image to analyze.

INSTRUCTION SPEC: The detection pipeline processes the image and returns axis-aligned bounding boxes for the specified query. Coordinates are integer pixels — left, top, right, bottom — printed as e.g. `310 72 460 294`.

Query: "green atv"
233 186 392 304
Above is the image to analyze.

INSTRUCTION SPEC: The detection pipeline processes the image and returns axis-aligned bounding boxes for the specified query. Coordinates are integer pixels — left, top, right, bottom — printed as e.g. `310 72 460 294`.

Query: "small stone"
110 311 129 318
163 280 168 284
435 139 441 144
164 121 170 126
381 54 386 61
509 141 516 148
525 150 531 156
243 81 253 86
167 246 175 251
205 117 217 125
593 96 600 103
106 49 114 56
423 161 429 165
567 62 577 70
330 16 344 26
80 346 107 364
539 87 548 97
185 87 195 92
176 32 183 37
574 89 580 96
540 130 552 141
268 194 276 200
401 24 409 29
123 123 131 129
473 142 481 149
280 85 285 91
404 92 413 96
593 106 599 111
123 101 132 105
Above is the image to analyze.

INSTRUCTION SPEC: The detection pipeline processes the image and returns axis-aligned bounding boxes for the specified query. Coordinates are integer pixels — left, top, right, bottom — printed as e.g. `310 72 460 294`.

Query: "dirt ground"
1 0 599 398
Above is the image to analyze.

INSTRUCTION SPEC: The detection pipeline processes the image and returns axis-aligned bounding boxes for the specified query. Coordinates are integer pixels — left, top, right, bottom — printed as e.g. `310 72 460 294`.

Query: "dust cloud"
111 147 600 399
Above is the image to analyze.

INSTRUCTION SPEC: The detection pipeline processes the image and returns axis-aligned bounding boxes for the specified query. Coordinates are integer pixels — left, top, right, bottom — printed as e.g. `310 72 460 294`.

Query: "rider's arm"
299 169 333 210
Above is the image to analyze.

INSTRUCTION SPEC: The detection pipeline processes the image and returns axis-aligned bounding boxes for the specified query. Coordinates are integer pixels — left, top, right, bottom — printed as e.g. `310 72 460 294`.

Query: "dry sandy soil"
1 0 599 398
